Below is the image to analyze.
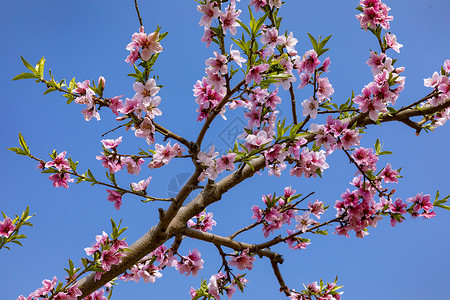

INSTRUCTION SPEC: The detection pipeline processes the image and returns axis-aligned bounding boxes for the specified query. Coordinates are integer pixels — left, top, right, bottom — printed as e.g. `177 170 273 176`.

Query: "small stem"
289 83 298 125
133 0 144 27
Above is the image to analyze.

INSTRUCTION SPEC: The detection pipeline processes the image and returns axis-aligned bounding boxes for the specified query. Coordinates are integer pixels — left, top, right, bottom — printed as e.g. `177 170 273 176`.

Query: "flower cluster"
251 187 298 237
289 280 342 300
187 211 217 232
228 248 255 270
423 60 450 128
148 142 183 169
197 0 242 47
353 50 405 121
84 231 128 280
356 0 393 31
120 244 176 283
125 26 163 65
190 272 248 300
175 249 204 277
73 79 102 121
197 146 237 181
16 278 82 300
44 151 75 189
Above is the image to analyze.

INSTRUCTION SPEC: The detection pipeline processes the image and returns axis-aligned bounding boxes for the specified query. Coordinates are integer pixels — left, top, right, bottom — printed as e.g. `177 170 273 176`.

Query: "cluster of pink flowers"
331 145 435 238
148 142 183 169
43 151 75 189
197 0 241 47
356 0 393 31
190 272 248 300
16 278 82 300
289 281 342 300
193 47 246 121
251 187 298 237
73 78 103 121
84 231 128 280
0 217 15 238
125 26 163 65
310 116 361 153
120 244 176 283
197 146 237 181
175 249 204 277
118 78 163 145
289 147 329 179
96 136 126 174
353 50 405 121
187 211 217 232
228 248 255 270
423 60 450 127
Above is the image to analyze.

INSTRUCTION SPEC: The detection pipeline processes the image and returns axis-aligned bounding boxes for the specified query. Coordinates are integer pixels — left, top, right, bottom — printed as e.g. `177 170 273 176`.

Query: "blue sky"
1 0 449 299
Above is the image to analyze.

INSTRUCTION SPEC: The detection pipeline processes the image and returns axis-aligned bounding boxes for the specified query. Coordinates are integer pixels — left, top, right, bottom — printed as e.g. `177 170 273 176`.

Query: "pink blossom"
216 152 237 172
228 249 255 270
176 249 204 277
309 200 325 219
45 151 71 171
96 154 122 174
126 27 163 64
295 212 314 232
106 190 122 210
385 32 403 53
316 77 334 101
220 2 241 35
109 95 124 116
297 50 320 74
206 51 228 75
301 97 319 119
380 163 399 183
340 129 361 150
84 289 108 300
122 156 144 175
0 217 15 238
101 136 122 150
131 176 152 192
250 0 267 12
268 0 281 8
230 45 246 68
153 142 183 165
444 60 450 73
30 276 57 297
246 63 269 85
201 27 214 47
101 248 125 272
119 97 139 115
49 173 74 188
245 130 272 147
188 211 217 232
197 0 221 27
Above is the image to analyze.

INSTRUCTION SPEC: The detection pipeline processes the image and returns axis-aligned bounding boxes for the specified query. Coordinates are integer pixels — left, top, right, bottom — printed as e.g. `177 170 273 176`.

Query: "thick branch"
182 227 284 264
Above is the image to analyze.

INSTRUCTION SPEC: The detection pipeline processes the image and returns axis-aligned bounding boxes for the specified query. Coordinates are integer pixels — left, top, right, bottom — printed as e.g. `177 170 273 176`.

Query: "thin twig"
270 259 290 296
289 83 298 125
133 0 143 27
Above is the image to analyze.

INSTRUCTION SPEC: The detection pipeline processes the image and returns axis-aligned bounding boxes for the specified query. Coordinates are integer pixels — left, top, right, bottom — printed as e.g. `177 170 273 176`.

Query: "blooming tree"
4 0 450 299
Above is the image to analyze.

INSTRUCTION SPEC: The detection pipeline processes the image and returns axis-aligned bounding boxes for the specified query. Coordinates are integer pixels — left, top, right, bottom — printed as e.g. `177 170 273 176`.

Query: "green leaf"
315 230 328 235
374 139 381 154
20 56 38 74
36 56 46 78
307 33 318 52
7 147 28 156
18 133 30 154
12 73 38 81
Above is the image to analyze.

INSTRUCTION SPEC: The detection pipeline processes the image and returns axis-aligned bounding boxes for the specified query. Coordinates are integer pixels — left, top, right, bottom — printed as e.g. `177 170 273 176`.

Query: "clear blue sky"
1 1 449 299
